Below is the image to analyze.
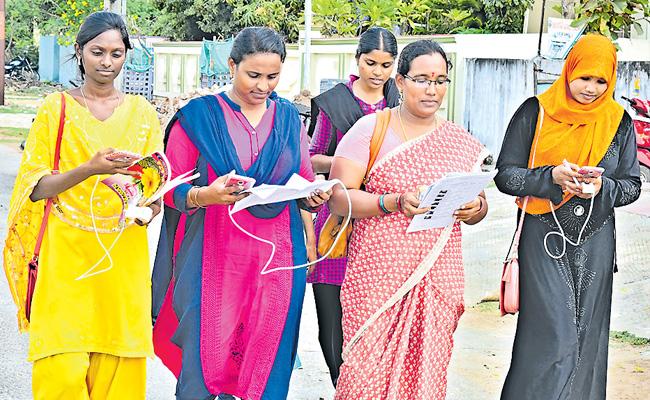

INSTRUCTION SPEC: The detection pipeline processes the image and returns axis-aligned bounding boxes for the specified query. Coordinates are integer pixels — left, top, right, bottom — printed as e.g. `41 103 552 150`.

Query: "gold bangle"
193 186 205 208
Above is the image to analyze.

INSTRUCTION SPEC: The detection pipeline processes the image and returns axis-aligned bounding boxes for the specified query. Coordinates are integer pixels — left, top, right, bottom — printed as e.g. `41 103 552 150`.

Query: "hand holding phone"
225 172 256 194
577 166 605 178
105 150 142 163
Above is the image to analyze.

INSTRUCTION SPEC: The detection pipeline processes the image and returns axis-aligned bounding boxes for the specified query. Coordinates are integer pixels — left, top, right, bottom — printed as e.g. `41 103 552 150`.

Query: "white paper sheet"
231 174 339 213
407 171 497 233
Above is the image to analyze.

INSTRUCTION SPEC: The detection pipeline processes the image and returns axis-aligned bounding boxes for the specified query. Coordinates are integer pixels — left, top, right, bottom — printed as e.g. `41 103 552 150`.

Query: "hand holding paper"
407 171 497 233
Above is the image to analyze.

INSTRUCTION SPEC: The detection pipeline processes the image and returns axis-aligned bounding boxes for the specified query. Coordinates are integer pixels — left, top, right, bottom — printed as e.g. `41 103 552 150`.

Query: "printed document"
231 174 338 213
407 171 497 233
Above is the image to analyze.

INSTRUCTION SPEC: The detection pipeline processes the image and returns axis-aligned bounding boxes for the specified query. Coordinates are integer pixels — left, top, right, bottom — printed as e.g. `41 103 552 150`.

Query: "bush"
483 0 535 33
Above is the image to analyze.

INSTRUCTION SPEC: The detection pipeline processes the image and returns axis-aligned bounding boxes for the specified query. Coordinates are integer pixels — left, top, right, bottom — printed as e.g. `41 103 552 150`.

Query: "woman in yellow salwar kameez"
3 12 162 399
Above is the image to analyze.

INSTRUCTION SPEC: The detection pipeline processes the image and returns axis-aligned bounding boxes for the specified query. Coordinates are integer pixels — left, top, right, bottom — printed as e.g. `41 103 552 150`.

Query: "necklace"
397 106 410 143
80 85 122 118
397 105 439 143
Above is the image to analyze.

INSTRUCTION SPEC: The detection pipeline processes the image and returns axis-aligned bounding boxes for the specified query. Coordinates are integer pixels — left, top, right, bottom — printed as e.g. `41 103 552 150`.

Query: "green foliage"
357 0 401 28
313 0 528 36
150 0 303 42
483 0 535 33
610 330 650 346
5 0 45 63
43 0 104 45
397 0 432 34
313 0 359 36
420 0 486 34
126 0 162 36
226 0 303 42
570 0 650 41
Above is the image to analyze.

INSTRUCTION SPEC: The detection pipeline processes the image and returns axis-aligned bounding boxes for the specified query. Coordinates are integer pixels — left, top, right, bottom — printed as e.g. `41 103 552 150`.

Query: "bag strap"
32 93 66 260
342 221 454 360
363 108 391 183
508 105 544 258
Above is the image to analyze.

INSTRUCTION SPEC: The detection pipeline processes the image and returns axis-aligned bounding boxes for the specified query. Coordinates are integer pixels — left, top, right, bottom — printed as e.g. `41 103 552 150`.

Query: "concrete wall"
36 35 77 87
463 58 650 159
38 36 59 82
58 44 78 87
152 35 459 121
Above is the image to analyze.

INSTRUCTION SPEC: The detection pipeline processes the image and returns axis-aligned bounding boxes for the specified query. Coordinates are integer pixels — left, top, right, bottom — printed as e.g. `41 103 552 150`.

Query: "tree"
149 0 304 42
566 0 650 41
483 0 535 33
5 0 46 62
41 0 104 45
312 0 534 37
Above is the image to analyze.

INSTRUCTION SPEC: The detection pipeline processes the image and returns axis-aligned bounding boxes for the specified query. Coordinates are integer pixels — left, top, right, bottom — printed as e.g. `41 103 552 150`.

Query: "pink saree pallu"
335 121 485 400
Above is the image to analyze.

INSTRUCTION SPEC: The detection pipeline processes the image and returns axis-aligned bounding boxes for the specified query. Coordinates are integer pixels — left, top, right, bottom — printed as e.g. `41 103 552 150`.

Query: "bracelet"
192 186 205 208
395 193 403 213
378 194 391 214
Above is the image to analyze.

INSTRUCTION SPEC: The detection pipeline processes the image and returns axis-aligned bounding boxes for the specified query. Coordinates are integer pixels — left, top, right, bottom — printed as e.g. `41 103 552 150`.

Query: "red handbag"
499 106 544 316
25 93 65 322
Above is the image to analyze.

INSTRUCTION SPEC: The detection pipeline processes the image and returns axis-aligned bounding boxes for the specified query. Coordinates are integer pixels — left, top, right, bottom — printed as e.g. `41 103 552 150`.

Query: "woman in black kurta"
495 35 641 400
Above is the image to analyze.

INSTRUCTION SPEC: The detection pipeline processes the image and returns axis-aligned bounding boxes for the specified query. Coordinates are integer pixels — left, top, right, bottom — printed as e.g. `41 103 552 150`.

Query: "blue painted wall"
38 35 78 87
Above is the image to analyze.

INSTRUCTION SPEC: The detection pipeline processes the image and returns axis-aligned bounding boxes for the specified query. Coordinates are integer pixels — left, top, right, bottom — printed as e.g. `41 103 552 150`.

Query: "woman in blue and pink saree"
151 27 328 400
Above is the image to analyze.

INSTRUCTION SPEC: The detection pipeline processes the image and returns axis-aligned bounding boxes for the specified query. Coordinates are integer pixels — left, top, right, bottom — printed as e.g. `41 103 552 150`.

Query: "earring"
399 91 404 103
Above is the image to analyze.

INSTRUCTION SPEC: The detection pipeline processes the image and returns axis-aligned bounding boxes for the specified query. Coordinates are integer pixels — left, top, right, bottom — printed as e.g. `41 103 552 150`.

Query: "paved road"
0 143 648 399
0 114 34 129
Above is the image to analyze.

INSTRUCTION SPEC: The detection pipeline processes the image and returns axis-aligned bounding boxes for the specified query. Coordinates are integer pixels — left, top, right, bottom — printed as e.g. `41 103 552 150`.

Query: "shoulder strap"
32 93 66 259
364 108 391 181
343 222 455 360
311 83 365 136
508 105 544 258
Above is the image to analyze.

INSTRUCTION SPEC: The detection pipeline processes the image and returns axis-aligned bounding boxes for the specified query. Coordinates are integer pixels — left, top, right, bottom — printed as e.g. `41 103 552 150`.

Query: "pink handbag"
499 106 544 316
499 197 527 316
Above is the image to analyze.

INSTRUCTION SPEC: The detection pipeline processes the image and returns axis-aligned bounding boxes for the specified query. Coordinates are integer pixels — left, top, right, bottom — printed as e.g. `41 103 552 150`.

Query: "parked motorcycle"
622 96 650 183
4 56 39 83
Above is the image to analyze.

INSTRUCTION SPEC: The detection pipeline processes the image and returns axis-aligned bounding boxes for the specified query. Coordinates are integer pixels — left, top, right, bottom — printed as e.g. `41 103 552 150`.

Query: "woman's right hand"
84 148 137 176
552 161 583 195
399 191 429 218
197 174 250 206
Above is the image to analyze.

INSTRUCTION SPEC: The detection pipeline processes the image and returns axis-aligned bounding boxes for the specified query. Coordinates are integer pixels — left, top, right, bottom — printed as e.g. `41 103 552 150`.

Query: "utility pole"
303 0 312 93
104 0 127 17
1 0 6 106
104 0 127 90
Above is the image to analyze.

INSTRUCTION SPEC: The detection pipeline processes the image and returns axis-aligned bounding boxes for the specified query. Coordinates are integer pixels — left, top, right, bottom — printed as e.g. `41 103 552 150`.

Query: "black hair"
397 40 452 76
230 27 287 64
75 11 132 78
355 27 398 59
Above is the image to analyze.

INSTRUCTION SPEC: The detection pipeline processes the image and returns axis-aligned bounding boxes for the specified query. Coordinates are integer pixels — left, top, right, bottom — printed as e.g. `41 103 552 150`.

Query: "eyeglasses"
404 75 451 88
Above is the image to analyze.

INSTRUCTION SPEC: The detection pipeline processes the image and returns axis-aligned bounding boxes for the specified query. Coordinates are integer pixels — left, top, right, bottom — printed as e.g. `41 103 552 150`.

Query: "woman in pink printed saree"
328 40 490 399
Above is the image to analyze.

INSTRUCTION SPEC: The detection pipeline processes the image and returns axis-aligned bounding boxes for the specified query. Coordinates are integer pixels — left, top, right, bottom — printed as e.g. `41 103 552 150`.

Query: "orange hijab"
519 34 624 214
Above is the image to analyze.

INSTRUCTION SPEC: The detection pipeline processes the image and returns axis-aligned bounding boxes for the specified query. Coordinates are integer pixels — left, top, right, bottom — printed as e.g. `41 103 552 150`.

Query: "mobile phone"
577 166 605 178
106 151 141 163
225 174 256 193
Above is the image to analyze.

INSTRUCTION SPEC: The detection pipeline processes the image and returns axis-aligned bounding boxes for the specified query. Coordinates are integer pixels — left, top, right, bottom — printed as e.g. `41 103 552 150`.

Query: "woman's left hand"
303 189 332 209
575 176 602 199
306 237 318 275
454 196 482 223
135 200 162 226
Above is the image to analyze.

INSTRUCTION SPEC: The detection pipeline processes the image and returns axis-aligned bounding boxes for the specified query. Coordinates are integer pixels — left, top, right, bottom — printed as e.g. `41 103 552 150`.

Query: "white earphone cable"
75 176 125 280
227 179 352 275
543 196 595 259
